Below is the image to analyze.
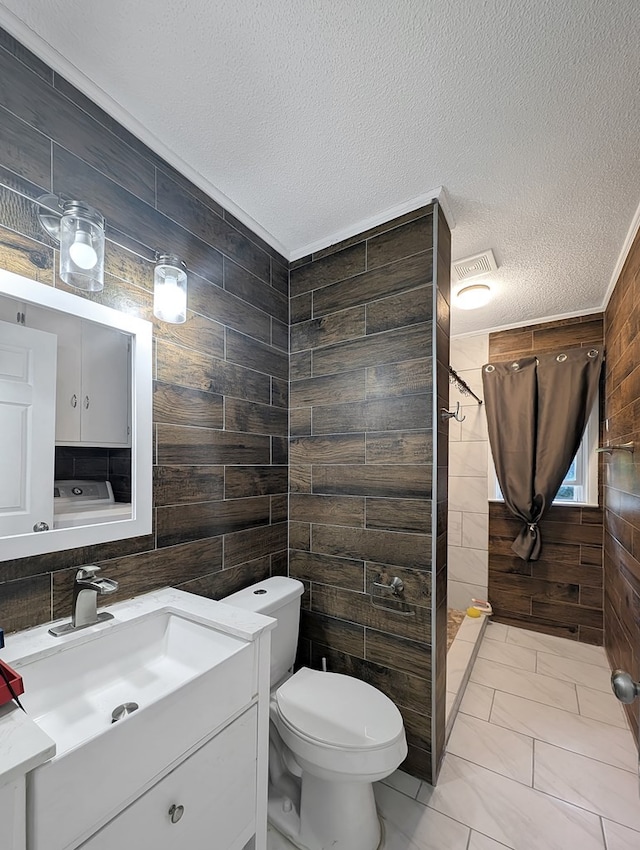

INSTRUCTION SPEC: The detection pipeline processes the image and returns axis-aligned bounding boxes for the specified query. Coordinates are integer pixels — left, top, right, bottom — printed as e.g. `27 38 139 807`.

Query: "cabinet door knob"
33 521 50 532
168 804 184 824
71 394 78 408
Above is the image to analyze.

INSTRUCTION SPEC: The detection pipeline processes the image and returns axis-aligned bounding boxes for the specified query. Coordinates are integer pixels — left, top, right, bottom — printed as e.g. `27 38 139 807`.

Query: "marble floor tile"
455 613 486 644
459 681 495 721
266 824 296 849
381 768 422 799
375 782 470 850
446 690 456 722
537 651 612 693
446 712 533 785
534 741 640 832
447 638 476 693
577 684 630 730
506 628 609 668
418 754 605 850
477 638 537 672
602 819 640 850
470 657 579 712
468 832 514 850
483 621 509 642
490 691 638 773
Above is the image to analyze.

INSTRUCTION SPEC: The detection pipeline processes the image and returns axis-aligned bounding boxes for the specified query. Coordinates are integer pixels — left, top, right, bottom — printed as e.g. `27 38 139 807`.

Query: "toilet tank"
223 577 304 687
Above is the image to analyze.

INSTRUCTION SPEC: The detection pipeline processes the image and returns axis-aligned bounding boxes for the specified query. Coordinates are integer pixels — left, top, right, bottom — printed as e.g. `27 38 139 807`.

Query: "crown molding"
451 304 605 339
0 7 291 259
602 197 640 310
288 186 455 261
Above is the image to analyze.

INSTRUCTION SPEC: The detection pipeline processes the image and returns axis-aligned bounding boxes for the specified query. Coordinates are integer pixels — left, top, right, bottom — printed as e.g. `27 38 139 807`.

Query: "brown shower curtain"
482 347 602 560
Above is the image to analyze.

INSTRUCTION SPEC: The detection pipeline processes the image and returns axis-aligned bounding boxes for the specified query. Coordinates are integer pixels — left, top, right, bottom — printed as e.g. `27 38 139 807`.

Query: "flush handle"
168 804 185 824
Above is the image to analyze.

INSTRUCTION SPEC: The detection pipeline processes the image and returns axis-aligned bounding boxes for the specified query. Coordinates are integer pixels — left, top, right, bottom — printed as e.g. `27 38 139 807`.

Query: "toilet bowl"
223 577 408 850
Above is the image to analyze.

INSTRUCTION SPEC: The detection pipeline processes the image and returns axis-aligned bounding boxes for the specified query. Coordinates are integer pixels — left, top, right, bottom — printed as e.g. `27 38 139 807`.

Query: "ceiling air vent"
452 249 497 283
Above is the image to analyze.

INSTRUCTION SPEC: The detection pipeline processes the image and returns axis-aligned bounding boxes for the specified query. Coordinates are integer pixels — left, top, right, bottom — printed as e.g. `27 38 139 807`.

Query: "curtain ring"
556 353 567 363
511 362 520 371
587 348 599 358
484 364 495 373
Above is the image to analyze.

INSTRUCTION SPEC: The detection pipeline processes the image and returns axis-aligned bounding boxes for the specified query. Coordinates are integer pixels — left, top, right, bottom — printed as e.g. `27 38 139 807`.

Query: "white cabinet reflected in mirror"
0 268 153 561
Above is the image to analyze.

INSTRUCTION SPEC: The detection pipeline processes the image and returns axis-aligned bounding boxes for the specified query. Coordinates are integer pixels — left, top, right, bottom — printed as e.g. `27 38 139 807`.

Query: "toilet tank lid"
223 576 304 615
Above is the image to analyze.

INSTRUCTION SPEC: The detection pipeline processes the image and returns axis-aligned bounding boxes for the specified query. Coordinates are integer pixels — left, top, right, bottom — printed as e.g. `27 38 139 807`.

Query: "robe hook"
441 401 466 423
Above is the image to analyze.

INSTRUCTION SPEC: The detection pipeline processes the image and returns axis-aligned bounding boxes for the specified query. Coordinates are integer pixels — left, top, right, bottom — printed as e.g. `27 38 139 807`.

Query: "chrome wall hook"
441 401 466 423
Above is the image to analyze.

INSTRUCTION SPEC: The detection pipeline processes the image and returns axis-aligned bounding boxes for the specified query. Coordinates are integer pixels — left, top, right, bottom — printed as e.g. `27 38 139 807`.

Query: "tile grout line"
599 816 608 850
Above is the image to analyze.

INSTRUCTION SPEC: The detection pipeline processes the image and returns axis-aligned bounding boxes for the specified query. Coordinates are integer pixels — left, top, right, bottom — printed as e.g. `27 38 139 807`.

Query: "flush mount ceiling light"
153 254 188 324
37 194 106 292
456 283 493 310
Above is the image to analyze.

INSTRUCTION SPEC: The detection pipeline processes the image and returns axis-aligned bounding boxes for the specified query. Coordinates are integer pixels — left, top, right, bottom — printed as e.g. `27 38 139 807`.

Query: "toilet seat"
275 667 404 750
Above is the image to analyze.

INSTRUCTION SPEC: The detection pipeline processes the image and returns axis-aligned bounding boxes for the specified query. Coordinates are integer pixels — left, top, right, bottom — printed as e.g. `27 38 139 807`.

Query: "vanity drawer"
79 705 257 850
27 639 256 850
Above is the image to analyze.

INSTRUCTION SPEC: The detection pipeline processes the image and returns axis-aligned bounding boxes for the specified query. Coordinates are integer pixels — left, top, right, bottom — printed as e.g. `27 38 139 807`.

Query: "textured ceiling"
0 0 639 334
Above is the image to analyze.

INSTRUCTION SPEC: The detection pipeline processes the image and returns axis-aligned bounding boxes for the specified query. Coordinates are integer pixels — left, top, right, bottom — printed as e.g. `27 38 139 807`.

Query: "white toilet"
224 576 407 850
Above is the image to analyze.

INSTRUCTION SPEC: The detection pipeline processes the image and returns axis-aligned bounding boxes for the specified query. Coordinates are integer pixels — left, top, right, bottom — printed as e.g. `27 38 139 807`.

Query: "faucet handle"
76 565 101 581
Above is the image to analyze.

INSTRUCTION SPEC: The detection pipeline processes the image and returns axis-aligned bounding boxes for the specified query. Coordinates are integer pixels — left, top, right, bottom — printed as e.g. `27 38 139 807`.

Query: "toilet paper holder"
370 576 415 616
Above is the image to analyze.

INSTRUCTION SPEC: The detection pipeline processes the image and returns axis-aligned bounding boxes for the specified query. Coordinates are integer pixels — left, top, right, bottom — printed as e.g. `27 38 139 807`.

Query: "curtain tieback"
528 523 538 535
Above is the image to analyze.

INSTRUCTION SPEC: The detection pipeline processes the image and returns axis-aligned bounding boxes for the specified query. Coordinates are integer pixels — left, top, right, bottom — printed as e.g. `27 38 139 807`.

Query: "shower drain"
111 702 139 723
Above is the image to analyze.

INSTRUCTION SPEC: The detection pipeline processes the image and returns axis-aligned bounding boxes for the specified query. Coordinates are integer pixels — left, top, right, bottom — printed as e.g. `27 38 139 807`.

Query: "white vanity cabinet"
80 706 258 850
25 305 130 446
0 778 26 850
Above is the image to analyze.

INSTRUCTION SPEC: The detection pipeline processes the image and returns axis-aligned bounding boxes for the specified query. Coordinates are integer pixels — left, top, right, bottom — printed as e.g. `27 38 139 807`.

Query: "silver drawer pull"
71 394 78 408
168 804 184 824
84 395 90 409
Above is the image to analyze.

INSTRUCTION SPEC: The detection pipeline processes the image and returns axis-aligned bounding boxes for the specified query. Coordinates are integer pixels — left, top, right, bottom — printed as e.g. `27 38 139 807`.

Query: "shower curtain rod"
449 367 483 405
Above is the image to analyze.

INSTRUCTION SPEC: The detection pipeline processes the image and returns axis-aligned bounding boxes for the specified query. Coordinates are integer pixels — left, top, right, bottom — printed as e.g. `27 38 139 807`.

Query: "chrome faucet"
49 566 119 637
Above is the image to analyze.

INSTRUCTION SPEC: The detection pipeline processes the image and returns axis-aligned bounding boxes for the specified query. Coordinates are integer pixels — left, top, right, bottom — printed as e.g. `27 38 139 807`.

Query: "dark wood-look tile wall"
603 227 640 747
487 316 605 643
289 204 450 783
0 29 288 633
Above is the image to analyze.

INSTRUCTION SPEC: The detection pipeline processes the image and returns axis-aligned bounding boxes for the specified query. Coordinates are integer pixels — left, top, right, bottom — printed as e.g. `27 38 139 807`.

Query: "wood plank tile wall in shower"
0 28 289 633
603 227 640 746
289 203 450 783
487 315 605 643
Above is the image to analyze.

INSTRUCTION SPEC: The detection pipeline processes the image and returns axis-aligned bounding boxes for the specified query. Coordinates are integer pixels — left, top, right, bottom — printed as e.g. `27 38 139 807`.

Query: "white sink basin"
19 609 246 756
4 588 272 850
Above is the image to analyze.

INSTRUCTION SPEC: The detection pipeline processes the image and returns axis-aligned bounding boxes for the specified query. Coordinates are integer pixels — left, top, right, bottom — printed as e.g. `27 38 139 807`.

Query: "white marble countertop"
0 703 55 789
2 587 275 667
0 587 274 789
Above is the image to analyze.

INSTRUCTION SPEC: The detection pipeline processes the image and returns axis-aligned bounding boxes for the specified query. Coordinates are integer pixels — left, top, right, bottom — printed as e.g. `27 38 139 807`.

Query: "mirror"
0 268 152 561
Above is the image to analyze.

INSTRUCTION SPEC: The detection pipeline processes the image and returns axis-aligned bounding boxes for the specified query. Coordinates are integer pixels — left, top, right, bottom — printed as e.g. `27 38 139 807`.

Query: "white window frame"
489 394 599 507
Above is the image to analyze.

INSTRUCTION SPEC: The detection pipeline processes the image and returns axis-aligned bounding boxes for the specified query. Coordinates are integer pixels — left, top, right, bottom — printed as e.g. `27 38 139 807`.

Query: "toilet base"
268 772 382 850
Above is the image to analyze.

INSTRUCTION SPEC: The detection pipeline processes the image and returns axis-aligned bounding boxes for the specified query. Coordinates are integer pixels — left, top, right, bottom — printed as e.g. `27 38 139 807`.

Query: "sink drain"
111 702 139 723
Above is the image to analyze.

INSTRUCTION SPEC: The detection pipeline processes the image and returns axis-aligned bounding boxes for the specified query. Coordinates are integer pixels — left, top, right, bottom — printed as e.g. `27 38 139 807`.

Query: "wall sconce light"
153 254 187 324
37 194 105 292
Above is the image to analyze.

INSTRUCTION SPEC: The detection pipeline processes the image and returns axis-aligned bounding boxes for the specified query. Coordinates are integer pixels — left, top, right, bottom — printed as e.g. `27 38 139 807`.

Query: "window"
491 395 599 506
